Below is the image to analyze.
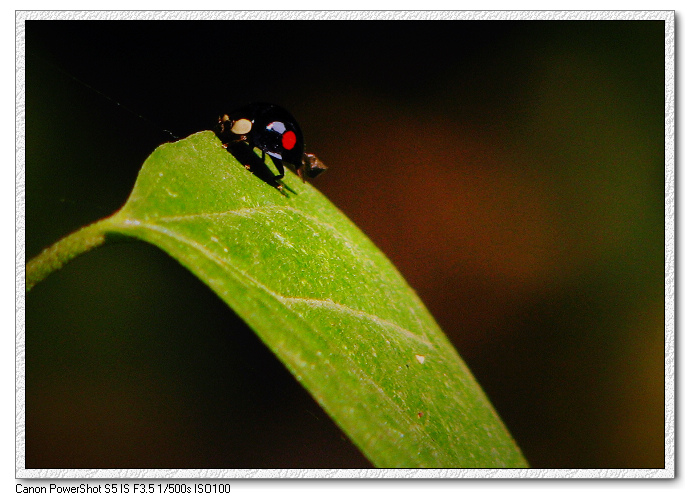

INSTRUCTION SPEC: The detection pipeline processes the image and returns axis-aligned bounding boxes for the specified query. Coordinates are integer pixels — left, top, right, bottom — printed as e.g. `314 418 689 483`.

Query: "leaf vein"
156 205 344 240
130 221 433 348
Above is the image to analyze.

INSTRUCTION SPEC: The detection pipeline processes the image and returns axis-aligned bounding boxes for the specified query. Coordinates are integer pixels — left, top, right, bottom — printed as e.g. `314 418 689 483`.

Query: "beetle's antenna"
28 51 180 140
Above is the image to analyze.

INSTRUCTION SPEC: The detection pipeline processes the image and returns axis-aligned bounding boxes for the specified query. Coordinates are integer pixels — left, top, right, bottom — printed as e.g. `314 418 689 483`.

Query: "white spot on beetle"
415 354 426 364
231 118 252 134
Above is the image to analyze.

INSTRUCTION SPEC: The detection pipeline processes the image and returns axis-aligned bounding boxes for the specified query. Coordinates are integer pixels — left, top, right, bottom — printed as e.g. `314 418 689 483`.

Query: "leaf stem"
25 218 113 292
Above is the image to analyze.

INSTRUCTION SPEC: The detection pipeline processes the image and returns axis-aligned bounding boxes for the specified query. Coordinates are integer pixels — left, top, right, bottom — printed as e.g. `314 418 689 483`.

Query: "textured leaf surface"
98 131 526 468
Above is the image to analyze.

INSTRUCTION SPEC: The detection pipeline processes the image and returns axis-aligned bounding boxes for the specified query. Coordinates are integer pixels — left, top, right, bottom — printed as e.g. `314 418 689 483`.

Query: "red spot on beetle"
282 130 297 150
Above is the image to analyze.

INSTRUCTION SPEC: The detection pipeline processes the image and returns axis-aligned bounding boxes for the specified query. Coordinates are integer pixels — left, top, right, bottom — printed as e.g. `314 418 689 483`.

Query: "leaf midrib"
112 215 434 349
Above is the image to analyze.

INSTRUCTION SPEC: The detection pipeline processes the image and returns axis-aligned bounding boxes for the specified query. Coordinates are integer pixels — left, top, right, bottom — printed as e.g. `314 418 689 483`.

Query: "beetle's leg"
272 157 285 179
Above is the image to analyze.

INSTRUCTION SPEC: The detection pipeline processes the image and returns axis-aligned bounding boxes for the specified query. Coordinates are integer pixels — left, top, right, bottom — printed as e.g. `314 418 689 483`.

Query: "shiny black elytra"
214 103 327 187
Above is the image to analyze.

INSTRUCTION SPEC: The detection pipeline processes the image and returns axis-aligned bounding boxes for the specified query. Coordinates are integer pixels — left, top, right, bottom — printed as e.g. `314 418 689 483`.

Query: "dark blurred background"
24 19 665 469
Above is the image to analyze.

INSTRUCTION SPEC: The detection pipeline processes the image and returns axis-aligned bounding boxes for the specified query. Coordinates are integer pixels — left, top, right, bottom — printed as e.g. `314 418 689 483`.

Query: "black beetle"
215 103 327 185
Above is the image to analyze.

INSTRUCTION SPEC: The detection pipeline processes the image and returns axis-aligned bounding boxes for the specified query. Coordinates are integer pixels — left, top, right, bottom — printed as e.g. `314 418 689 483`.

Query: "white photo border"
15 9 675 479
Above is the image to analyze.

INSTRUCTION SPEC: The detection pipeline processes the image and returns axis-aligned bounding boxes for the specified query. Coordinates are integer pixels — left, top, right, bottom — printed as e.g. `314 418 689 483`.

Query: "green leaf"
27 130 527 468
